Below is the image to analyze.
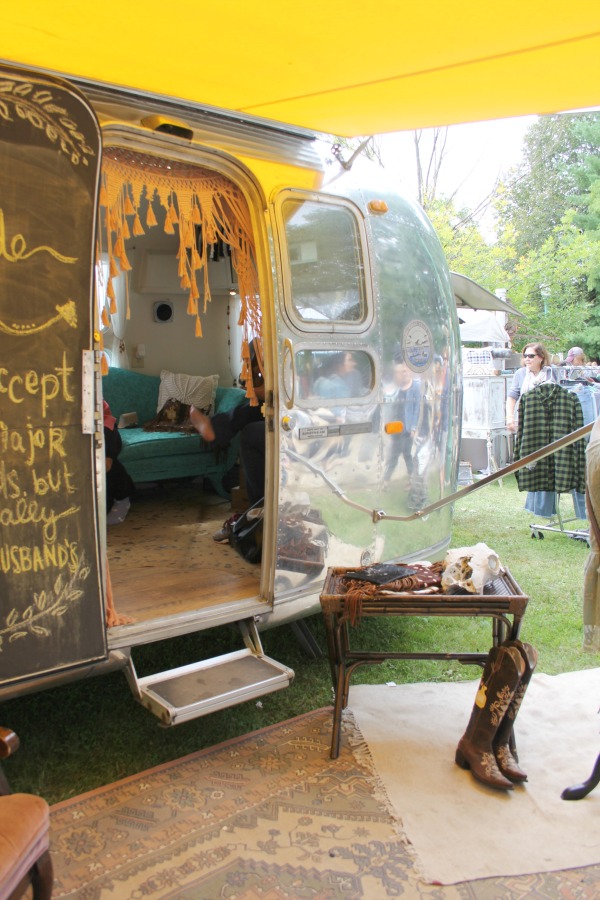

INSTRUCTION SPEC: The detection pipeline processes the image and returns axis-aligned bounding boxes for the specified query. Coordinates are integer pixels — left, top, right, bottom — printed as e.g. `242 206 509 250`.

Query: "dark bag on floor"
230 499 264 564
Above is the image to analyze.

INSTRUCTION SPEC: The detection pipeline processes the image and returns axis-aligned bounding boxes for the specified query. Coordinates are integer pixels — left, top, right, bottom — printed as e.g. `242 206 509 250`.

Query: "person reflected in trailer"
431 352 450 442
311 350 367 461
313 351 364 401
383 354 422 489
431 350 452 493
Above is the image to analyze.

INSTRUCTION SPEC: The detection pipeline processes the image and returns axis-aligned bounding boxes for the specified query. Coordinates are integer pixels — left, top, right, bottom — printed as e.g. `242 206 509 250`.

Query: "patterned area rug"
50 707 600 899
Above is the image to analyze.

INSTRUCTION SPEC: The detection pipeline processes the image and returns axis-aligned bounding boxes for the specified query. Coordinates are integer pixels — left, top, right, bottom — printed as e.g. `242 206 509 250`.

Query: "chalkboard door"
0 65 107 685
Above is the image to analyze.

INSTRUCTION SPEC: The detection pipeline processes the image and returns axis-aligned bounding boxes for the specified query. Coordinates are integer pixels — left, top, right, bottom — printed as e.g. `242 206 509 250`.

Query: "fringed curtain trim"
99 148 262 404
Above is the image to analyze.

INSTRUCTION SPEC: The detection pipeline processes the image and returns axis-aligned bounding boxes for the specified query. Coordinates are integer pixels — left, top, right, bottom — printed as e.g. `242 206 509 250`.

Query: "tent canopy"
459 310 511 344
451 272 522 315
1 3 599 137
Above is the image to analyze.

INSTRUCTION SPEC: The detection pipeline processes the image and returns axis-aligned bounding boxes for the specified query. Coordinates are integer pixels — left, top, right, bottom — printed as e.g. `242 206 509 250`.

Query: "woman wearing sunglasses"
505 342 555 434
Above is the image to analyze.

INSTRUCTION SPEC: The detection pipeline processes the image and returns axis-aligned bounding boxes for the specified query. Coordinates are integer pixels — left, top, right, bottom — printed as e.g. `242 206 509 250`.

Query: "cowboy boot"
493 641 538 782
455 645 525 790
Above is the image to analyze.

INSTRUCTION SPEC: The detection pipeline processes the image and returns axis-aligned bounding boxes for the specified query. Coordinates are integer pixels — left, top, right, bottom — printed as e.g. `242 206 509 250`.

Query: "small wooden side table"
319 567 529 759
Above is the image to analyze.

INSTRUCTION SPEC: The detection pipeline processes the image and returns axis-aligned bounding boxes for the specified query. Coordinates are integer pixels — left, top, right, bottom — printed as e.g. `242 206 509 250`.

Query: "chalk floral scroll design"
0 299 78 335
0 557 91 653
0 79 96 167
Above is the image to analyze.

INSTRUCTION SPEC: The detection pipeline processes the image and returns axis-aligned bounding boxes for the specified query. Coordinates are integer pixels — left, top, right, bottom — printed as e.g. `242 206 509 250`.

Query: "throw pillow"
157 370 219 414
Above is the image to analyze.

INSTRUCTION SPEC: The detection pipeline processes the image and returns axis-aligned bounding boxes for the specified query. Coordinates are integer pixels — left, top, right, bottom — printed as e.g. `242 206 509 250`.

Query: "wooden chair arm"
0 725 20 759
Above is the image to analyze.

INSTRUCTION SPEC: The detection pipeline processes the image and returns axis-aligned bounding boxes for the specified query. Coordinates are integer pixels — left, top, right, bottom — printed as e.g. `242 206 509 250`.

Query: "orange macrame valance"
98 147 262 401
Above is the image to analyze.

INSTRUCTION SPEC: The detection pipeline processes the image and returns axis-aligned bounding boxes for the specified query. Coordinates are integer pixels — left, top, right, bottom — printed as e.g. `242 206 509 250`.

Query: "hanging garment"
567 384 595 515
514 383 586 493
568 383 597 428
584 417 600 651
524 489 587 519
523 384 593 519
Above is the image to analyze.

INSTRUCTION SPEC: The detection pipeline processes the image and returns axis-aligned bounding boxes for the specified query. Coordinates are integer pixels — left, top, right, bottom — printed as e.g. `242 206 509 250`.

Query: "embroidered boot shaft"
493 641 538 782
455 645 525 791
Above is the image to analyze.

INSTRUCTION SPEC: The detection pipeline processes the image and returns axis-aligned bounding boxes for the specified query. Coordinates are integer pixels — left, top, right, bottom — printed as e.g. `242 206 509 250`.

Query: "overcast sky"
379 115 537 228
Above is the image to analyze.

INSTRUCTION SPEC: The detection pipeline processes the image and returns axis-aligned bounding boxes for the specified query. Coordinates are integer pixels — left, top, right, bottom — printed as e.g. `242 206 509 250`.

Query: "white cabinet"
462 376 507 434
461 375 511 474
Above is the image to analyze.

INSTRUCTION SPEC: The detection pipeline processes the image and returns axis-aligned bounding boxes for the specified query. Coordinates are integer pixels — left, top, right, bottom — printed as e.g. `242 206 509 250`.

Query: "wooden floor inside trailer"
106 479 260 623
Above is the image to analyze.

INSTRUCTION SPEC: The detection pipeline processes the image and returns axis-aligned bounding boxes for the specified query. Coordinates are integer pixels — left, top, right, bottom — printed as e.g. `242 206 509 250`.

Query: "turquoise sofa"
102 367 247 497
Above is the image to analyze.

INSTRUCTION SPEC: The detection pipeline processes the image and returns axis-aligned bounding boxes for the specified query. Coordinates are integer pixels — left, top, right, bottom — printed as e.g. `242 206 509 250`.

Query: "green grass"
451 475 593 674
2 475 598 803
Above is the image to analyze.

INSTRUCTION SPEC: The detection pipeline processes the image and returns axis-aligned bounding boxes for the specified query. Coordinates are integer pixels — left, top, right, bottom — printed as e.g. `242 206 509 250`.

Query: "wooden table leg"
322 611 339 690
330 659 347 759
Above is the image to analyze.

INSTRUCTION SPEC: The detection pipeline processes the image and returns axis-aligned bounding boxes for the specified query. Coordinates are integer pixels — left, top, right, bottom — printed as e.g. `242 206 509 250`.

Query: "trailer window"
295 349 374 401
282 198 367 325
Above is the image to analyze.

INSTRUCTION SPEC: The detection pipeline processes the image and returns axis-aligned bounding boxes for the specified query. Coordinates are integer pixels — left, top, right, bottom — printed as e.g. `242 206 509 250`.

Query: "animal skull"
442 543 501 594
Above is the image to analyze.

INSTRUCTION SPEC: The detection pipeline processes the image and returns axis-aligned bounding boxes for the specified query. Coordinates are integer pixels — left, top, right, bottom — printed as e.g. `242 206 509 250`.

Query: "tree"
426 197 513 293
413 128 448 209
496 113 600 259
502 213 599 348
491 113 600 353
331 117 600 356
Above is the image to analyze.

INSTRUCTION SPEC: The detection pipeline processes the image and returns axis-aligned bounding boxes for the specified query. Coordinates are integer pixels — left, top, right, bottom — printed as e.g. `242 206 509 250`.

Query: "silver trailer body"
0 65 461 720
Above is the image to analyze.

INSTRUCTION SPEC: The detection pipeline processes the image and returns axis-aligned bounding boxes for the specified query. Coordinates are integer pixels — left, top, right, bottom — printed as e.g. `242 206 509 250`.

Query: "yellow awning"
1 2 599 136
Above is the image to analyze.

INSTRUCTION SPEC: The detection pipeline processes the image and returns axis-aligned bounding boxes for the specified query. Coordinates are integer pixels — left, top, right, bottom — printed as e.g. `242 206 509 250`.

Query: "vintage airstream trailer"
0 63 465 719
1 0 597 721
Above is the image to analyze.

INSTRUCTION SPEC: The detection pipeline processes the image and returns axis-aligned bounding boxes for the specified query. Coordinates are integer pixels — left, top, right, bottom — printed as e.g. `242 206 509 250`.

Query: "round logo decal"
402 320 434 373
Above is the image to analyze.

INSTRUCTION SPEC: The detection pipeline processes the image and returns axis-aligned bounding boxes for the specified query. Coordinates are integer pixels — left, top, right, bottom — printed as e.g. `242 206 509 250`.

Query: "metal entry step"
121 619 294 725
138 649 294 725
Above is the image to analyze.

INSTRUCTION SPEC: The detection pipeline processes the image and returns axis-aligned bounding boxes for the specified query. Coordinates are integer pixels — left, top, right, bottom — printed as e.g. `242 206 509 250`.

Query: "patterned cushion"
143 398 197 433
157 370 219 414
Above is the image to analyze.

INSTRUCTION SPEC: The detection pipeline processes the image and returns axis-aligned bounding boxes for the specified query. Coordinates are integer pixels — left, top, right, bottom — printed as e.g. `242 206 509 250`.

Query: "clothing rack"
529 493 589 545
517 381 590 545
557 364 600 384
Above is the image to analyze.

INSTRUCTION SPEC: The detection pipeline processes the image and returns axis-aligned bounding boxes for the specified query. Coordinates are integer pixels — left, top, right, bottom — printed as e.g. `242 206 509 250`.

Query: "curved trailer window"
282 198 368 326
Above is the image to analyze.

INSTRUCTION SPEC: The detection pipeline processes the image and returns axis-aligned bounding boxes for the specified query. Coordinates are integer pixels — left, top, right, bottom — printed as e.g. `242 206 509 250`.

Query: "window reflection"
379 344 453 509
382 358 422 488
296 349 373 402
283 199 366 324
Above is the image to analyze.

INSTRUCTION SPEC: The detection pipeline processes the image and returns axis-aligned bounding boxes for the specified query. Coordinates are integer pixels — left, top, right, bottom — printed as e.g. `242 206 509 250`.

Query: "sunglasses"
523 353 538 359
